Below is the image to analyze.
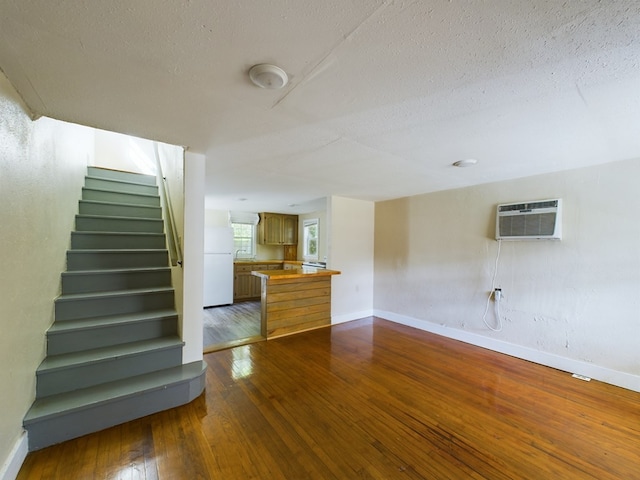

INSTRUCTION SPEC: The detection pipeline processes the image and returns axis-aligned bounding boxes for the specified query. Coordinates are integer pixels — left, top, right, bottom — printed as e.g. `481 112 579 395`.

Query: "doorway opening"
203 301 264 353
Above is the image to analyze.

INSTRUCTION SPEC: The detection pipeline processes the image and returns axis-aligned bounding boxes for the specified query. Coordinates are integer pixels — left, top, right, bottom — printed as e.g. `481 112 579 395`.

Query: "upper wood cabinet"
259 213 298 245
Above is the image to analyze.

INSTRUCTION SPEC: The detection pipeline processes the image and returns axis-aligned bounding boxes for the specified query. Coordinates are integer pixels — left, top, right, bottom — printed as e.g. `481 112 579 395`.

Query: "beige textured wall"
374 158 640 379
0 73 93 466
329 196 375 322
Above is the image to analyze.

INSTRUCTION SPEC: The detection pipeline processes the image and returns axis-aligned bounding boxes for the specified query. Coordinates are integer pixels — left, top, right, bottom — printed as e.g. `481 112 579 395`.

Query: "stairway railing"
154 143 183 267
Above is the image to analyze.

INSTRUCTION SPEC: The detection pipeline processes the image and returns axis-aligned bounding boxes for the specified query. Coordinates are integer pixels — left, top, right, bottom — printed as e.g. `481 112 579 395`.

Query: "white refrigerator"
203 227 234 307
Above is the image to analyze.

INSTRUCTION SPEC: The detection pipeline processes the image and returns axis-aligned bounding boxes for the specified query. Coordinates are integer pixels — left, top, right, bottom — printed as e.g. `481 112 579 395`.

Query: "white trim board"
332 309 373 326
0 432 27 480
374 310 640 393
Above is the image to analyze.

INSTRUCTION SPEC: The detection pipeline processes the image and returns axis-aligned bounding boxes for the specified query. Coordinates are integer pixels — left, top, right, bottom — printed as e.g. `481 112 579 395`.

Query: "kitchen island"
251 267 341 339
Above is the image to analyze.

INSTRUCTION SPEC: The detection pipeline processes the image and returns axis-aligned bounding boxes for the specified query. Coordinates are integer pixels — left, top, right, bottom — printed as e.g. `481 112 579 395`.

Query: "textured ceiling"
1 0 639 213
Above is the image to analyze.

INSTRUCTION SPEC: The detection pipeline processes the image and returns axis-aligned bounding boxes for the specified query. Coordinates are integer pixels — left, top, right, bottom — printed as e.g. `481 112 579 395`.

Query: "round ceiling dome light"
249 64 288 89
452 158 478 168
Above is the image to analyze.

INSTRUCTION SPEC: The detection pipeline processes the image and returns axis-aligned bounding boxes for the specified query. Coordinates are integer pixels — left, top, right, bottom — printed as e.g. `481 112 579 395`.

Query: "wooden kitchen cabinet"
234 263 283 301
233 272 253 299
233 264 255 300
258 213 298 245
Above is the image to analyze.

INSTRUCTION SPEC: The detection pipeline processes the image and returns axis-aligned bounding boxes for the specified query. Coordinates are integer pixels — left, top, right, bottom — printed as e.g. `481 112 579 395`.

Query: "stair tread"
25 361 206 422
82 187 159 198
79 199 161 209
48 309 178 334
72 231 164 236
56 286 174 302
67 248 167 253
85 175 159 188
62 266 171 276
88 166 157 181
76 213 163 222
38 336 184 373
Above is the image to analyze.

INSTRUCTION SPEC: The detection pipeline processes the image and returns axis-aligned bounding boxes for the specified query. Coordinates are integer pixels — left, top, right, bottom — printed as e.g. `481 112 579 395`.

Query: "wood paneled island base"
252 268 341 338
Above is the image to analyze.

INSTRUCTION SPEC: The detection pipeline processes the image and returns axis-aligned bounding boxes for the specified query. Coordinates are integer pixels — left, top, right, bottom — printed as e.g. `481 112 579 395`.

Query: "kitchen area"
203 208 339 351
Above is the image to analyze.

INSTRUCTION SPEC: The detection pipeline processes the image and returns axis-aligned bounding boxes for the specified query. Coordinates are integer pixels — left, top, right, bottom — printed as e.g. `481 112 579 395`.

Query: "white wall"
182 152 205 363
374 158 640 391
94 129 156 175
329 196 375 324
204 209 229 228
0 72 94 478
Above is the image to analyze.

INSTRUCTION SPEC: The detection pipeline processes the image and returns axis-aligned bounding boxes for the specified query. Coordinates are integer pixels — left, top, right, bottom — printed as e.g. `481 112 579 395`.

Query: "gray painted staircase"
24 166 206 451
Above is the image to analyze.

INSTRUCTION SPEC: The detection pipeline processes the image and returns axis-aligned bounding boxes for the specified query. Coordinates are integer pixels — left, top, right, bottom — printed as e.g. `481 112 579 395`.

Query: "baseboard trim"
332 309 373 325
375 310 640 393
0 431 28 480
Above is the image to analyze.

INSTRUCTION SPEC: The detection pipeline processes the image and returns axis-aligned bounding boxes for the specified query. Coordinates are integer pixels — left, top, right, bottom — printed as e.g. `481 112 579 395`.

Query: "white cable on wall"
482 239 503 332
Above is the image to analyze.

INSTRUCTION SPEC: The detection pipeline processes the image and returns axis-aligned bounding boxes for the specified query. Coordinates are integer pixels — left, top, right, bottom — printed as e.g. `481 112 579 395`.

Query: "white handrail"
153 143 183 267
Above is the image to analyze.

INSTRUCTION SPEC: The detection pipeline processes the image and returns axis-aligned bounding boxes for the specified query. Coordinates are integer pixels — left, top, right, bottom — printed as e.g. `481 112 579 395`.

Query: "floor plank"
202 301 261 350
18 317 640 479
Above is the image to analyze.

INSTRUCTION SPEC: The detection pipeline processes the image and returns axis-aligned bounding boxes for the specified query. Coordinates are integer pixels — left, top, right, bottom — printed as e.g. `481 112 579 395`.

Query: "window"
231 223 255 259
229 211 260 259
303 218 319 261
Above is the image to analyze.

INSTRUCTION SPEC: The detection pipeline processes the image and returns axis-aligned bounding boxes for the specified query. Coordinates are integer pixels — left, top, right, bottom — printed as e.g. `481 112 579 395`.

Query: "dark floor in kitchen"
203 301 262 351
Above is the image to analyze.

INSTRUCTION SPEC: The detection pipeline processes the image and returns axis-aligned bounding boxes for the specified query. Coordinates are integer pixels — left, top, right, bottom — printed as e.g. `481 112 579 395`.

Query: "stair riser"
37 346 183 397
85 177 159 196
47 317 178 355
75 216 164 233
25 364 206 451
87 167 157 186
67 251 168 270
55 291 175 321
62 269 172 294
71 232 166 250
79 201 162 219
82 188 160 207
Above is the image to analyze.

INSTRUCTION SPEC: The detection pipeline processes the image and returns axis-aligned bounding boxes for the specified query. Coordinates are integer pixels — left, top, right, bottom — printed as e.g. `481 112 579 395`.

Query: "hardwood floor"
18 317 640 479
203 301 262 352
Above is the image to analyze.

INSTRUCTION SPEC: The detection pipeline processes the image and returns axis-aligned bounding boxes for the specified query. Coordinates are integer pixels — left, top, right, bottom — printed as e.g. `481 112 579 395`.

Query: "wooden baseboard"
203 335 264 354
266 323 332 341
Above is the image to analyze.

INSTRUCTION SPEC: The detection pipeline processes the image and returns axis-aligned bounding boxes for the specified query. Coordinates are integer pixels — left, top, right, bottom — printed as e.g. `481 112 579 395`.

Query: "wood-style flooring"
203 301 261 352
18 317 640 479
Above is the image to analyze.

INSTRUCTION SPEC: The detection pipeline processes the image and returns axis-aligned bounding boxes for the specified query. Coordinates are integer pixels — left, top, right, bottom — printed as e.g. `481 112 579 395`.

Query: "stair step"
47 310 178 355
66 249 168 270
82 187 160 207
87 166 157 186
61 267 172 294
36 337 184 397
55 287 175 321
79 200 162 219
71 231 167 250
24 360 207 451
85 176 159 196
75 214 164 233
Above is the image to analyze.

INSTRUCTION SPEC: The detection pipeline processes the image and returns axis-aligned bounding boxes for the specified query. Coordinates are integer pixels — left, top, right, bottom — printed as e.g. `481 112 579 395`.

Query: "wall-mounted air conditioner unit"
496 199 562 240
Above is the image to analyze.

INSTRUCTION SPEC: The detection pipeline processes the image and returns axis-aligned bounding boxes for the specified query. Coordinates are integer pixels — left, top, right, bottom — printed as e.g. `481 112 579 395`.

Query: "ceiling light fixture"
452 159 478 168
248 64 288 89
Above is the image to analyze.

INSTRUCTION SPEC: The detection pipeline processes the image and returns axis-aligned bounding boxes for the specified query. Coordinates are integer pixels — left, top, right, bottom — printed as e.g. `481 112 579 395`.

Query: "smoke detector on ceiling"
249 64 288 89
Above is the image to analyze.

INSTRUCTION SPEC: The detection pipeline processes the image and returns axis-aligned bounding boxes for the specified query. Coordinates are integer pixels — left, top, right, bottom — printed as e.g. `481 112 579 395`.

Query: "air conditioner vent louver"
498 199 559 212
496 198 562 241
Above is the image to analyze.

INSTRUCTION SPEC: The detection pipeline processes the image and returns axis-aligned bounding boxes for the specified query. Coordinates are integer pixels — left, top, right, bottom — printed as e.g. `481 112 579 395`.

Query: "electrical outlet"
494 288 502 300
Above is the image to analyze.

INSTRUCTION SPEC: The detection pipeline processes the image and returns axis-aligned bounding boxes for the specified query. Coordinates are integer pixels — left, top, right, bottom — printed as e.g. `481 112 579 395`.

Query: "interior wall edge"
375 309 640 394
332 310 374 325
